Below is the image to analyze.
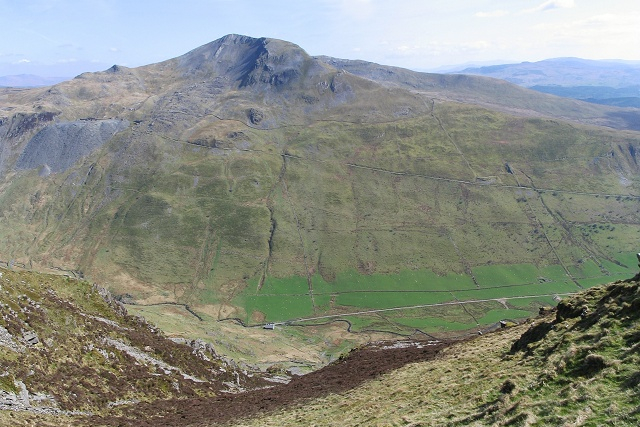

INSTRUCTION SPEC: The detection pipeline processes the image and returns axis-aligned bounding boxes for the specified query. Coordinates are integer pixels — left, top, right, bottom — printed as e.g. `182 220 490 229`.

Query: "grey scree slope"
16 119 129 173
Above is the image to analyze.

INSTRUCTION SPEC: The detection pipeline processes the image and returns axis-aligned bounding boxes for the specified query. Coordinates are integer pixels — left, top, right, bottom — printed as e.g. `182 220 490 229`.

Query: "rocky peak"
176 34 317 89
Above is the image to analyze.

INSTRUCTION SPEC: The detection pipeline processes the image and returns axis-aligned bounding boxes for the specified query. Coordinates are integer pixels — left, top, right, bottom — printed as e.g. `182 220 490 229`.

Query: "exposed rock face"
176 34 324 90
248 108 264 124
15 119 129 173
0 325 24 353
1 112 58 140
0 111 58 178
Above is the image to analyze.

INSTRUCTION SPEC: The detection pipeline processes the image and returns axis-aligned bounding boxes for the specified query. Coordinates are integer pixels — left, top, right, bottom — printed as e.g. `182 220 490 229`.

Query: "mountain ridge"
449 57 640 108
315 55 640 130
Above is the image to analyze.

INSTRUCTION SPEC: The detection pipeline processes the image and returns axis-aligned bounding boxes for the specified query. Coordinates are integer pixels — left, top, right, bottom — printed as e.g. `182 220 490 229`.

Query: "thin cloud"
475 10 509 18
534 12 640 39
18 28 59 45
526 11 640 60
523 0 575 14
0 52 23 59
386 40 495 61
332 0 374 21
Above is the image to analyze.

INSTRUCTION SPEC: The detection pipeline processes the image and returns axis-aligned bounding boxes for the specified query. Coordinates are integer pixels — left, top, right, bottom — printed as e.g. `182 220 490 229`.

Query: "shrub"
500 379 516 394
582 353 607 376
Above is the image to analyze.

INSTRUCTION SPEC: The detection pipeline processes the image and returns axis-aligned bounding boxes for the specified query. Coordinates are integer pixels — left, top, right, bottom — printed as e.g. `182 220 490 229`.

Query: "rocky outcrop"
0 326 24 353
0 268 268 414
511 277 640 355
0 381 61 414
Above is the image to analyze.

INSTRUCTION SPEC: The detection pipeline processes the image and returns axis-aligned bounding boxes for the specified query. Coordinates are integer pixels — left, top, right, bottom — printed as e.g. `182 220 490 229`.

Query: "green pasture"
578 276 627 288
239 257 631 328
334 291 453 311
453 280 579 300
315 269 475 293
615 252 640 270
472 263 567 287
393 316 473 333
243 294 314 322
506 295 560 309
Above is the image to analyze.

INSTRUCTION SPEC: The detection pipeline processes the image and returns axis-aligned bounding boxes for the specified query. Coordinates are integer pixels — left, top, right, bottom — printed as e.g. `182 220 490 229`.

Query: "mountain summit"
176 34 317 88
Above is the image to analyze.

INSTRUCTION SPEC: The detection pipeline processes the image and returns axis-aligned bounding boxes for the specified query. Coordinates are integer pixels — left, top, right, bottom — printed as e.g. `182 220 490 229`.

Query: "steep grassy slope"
1 35 640 364
2 102 639 340
236 276 640 426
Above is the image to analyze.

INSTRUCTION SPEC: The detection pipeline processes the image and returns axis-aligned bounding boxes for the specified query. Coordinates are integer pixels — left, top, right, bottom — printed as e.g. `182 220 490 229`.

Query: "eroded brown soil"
88 339 450 426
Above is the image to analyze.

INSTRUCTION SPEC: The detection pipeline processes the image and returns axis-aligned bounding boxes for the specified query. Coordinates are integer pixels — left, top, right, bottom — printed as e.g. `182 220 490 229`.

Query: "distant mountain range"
451 58 640 107
0 74 70 87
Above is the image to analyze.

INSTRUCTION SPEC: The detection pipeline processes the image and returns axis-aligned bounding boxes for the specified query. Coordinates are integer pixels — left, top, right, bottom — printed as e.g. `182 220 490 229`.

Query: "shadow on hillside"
606 110 640 131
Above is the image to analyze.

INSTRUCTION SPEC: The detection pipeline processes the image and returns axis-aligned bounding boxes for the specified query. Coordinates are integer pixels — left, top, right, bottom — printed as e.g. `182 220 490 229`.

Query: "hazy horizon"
1 0 639 78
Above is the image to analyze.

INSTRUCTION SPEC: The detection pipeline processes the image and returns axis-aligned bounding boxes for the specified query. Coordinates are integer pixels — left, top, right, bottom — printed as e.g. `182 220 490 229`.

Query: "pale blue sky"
1 0 639 77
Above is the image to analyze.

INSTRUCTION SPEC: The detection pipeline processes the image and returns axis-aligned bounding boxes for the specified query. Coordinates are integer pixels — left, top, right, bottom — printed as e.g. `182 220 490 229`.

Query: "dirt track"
88 339 450 426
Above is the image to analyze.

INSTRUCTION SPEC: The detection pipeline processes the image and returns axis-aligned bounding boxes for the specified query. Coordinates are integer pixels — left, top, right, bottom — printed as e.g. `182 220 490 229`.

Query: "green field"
238 255 636 334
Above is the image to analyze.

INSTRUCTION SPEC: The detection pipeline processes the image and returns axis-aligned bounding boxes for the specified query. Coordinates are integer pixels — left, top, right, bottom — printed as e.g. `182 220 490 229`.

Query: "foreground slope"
0 267 262 424
236 274 640 426
11 273 637 426
1 35 640 356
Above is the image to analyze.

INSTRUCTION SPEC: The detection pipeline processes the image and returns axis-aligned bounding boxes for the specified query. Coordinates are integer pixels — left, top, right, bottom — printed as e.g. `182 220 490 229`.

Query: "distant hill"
531 85 640 108
454 57 640 87
0 74 71 87
451 58 640 107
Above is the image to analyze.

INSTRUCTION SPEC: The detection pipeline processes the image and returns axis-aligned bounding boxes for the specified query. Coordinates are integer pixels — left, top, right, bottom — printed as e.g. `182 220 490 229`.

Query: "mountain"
316 56 640 129
1 35 640 371
452 58 640 108
0 74 71 88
